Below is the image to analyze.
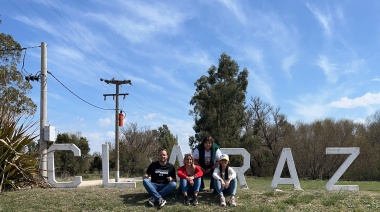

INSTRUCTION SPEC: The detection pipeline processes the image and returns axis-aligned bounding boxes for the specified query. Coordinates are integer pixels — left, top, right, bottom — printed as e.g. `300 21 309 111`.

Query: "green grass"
1 177 380 211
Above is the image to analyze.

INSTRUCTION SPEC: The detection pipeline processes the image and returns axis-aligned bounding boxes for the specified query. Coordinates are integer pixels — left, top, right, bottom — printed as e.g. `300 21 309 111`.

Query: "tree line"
188 53 380 181
52 123 178 178
2 20 380 191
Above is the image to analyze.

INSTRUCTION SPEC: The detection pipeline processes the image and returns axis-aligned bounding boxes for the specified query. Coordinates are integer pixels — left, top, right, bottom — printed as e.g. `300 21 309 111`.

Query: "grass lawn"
1 177 380 211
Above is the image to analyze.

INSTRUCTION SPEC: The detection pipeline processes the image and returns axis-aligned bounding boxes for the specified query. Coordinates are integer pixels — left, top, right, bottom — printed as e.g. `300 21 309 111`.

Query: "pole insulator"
118 110 124 127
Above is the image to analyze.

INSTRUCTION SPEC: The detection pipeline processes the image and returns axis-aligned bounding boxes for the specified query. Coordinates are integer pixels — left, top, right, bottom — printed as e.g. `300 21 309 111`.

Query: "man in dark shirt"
142 148 177 208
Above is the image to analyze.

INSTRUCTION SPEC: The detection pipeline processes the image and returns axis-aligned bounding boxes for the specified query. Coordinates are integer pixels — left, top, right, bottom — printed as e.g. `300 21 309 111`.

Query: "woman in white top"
212 154 237 207
193 136 222 192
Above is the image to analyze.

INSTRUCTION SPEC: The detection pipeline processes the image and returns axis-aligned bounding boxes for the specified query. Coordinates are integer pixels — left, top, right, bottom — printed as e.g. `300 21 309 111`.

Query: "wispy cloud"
13 15 66 40
251 10 298 52
282 53 298 78
174 50 213 72
289 88 337 122
144 113 157 120
330 92 380 108
130 76 163 92
250 70 275 104
98 117 112 127
315 55 364 84
88 1 188 43
83 131 114 153
316 55 338 83
239 45 275 104
48 92 65 101
243 46 264 70
153 66 190 93
294 103 329 122
343 58 364 74
217 0 247 25
306 3 333 38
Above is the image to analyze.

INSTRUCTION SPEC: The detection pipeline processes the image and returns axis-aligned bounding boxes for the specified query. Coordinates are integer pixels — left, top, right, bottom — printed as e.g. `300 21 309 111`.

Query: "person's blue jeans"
179 178 201 195
143 178 177 200
213 178 237 196
200 171 215 191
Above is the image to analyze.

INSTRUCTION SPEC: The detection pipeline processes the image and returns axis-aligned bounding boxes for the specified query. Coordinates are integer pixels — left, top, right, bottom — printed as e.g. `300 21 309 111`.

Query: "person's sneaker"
183 196 190 206
158 198 166 208
229 196 236 207
193 196 198 205
220 196 226 207
148 196 155 206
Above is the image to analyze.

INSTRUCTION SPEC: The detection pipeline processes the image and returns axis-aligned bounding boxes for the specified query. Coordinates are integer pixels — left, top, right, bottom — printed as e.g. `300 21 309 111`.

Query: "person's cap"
220 154 229 161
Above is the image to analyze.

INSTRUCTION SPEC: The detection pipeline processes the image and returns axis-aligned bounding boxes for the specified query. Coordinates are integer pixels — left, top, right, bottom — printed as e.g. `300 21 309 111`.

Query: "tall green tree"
89 152 102 174
0 23 36 116
158 124 178 156
54 133 91 176
189 53 248 148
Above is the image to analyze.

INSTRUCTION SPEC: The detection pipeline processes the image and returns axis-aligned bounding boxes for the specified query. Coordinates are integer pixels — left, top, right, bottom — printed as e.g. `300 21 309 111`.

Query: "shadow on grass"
120 188 220 208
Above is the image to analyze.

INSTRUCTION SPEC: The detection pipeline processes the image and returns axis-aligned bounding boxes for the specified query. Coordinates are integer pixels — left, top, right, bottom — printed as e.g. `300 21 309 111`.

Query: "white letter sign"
220 148 250 189
325 147 359 191
271 148 301 190
102 144 136 188
47 144 82 188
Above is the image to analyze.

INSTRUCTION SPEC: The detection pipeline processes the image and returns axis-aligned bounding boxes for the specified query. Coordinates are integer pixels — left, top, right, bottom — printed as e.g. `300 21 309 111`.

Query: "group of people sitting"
142 136 237 208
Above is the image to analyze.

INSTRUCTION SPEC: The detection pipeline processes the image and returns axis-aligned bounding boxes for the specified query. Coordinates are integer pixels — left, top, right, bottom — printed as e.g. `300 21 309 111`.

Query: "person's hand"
220 179 226 188
142 174 149 179
167 176 173 182
189 179 194 186
225 180 230 188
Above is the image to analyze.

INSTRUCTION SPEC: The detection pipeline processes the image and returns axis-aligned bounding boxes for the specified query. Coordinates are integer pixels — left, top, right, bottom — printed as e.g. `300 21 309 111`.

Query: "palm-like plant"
0 108 42 192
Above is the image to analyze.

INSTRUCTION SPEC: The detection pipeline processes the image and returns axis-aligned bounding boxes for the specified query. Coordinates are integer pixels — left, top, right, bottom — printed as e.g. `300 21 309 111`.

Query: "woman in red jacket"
177 153 203 206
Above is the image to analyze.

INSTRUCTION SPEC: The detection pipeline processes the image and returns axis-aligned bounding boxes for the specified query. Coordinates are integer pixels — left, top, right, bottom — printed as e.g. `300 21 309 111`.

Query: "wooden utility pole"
101 78 131 182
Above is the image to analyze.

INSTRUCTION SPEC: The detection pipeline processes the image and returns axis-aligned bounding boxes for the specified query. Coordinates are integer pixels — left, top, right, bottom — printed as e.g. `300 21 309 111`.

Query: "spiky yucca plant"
0 108 42 192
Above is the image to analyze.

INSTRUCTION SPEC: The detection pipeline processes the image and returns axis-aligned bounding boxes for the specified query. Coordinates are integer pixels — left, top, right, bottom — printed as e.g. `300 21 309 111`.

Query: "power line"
0 45 40 51
48 71 114 111
11 0 168 120
8 0 107 81
8 0 190 138
22 0 113 80
44 0 126 80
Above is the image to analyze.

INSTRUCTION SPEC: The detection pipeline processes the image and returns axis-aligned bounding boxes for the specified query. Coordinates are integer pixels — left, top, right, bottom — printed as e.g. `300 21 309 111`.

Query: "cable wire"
48 71 115 111
23 0 113 79
44 0 126 80
8 0 106 81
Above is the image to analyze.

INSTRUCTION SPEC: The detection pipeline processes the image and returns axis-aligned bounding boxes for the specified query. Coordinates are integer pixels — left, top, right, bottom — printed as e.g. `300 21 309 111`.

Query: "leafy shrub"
0 109 45 192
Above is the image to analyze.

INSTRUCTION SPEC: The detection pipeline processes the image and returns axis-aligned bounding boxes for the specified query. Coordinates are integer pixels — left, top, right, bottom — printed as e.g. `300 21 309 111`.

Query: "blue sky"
2 0 380 154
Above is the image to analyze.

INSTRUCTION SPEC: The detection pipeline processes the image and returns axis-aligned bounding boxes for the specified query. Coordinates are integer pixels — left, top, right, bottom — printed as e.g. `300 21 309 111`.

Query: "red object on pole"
118 110 124 127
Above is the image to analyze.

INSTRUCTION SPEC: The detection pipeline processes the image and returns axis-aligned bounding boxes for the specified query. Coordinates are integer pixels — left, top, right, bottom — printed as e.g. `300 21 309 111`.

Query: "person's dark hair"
219 164 229 180
158 148 167 154
202 136 213 144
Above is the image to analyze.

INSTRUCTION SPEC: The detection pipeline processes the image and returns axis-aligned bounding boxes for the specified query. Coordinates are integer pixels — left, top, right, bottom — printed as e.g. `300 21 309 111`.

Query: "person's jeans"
179 178 201 195
200 171 215 191
213 178 237 196
143 178 177 200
